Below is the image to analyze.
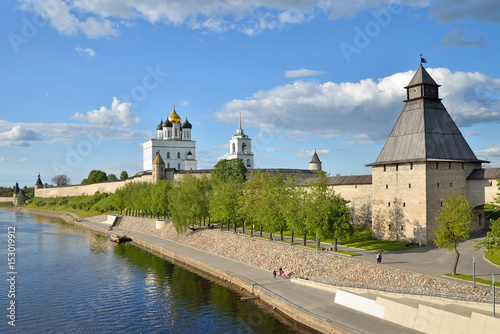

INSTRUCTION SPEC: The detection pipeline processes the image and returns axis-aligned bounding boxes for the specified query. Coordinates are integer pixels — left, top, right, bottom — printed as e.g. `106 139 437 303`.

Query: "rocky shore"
82 214 496 300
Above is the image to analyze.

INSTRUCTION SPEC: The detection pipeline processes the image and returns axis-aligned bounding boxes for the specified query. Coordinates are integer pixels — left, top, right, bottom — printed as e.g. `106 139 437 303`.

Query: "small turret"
309 151 322 171
152 152 165 182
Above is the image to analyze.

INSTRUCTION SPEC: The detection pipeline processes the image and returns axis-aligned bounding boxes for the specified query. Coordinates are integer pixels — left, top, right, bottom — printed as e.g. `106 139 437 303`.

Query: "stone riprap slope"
90 215 496 299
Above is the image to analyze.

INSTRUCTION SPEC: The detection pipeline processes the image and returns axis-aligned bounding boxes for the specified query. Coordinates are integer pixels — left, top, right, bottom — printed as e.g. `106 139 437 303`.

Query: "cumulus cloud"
0 125 43 147
294 149 330 159
215 68 500 144
75 46 96 57
475 147 500 158
285 69 326 78
429 0 500 24
435 28 488 50
72 97 140 127
16 0 433 38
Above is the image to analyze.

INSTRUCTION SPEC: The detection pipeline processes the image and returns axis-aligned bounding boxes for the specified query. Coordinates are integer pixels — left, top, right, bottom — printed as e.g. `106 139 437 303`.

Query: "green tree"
82 170 107 184
107 174 117 181
120 171 129 180
170 174 211 232
433 193 473 275
283 176 307 244
475 180 500 254
51 174 70 186
211 159 247 184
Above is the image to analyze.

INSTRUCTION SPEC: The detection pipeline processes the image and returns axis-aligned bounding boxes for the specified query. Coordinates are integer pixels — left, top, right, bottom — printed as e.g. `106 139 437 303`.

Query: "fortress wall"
469 178 499 208
35 173 154 198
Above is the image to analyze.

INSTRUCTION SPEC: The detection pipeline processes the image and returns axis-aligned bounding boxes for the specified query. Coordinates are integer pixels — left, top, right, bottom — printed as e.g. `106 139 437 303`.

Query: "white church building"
142 106 197 171
227 113 254 168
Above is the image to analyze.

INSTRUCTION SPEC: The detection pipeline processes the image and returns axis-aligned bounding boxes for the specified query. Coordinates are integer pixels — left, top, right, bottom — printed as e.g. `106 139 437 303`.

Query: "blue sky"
1 0 500 187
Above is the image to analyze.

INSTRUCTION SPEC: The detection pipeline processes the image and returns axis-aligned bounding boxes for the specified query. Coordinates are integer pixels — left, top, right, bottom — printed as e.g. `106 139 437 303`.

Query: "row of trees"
110 159 353 250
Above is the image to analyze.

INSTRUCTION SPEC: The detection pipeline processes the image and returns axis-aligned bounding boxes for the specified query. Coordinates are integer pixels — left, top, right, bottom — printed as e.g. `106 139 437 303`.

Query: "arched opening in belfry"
232 143 236 154
242 142 247 154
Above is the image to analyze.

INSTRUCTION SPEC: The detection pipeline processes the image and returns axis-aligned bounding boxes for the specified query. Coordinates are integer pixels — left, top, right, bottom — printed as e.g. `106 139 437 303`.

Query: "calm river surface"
0 208 297 333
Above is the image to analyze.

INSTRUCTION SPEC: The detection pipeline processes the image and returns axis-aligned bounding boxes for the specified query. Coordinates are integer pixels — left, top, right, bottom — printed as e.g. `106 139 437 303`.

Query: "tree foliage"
476 179 500 254
82 170 107 184
433 192 473 275
51 174 70 186
120 171 129 180
107 174 117 181
211 159 247 184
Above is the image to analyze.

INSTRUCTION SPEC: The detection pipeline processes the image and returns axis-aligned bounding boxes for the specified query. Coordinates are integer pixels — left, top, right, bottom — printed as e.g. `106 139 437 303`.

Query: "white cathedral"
142 106 198 171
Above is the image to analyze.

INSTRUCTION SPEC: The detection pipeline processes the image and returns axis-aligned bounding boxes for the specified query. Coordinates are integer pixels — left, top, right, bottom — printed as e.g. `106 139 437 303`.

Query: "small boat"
109 234 132 244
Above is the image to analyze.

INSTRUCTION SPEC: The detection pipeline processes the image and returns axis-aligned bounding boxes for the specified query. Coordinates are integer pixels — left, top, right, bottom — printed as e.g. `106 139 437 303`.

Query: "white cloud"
16 0 433 38
294 149 330 159
285 69 326 78
72 97 141 127
429 0 500 24
475 147 500 158
215 68 500 143
435 28 487 50
0 157 9 162
0 125 43 147
75 46 96 57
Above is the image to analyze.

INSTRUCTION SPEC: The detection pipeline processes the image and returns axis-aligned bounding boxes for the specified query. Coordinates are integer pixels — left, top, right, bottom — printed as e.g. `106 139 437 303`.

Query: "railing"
306 277 500 304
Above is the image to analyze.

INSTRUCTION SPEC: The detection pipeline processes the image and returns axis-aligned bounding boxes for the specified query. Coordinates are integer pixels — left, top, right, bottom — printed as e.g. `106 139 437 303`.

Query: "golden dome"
168 106 182 124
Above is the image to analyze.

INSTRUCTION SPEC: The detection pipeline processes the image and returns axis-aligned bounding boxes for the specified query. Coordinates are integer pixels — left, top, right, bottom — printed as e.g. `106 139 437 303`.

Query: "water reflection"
0 209 297 334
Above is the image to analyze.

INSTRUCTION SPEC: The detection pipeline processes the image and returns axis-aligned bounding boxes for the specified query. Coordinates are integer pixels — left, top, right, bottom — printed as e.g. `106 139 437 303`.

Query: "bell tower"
227 113 254 168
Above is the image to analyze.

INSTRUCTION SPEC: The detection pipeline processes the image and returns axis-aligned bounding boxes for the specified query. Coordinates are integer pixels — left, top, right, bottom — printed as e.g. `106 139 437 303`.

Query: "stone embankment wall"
104 215 497 299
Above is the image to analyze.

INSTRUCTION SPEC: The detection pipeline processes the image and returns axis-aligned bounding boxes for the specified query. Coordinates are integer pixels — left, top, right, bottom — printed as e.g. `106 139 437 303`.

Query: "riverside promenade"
17 209 500 333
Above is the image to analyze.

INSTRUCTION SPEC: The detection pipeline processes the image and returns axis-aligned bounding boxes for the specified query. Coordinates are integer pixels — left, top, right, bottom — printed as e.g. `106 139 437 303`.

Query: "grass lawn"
485 249 500 266
336 228 420 251
445 273 500 287
22 195 120 218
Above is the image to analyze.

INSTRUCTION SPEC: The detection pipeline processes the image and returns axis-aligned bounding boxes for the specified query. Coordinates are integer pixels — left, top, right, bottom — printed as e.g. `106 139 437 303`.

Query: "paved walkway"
75 217 498 334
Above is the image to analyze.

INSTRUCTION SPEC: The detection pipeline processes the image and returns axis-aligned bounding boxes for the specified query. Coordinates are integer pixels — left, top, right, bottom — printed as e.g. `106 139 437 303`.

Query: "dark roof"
14 182 19 195
156 119 163 130
163 119 173 128
467 168 500 180
405 64 439 88
369 66 486 166
182 118 192 129
310 151 321 163
35 173 43 187
326 175 372 186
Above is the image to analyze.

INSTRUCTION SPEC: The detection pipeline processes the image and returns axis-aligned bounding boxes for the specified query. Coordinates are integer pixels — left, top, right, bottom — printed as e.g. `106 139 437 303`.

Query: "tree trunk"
234 220 236 233
291 230 294 244
227 219 230 231
334 237 338 252
303 233 306 246
280 224 283 241
242 219 245 235
453 245 460 275
270 232 273 240
251 219 254 237
260 223 263 237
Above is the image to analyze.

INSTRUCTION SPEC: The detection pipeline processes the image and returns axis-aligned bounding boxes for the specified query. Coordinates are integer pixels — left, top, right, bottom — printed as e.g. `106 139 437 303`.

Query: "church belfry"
227 113 254 168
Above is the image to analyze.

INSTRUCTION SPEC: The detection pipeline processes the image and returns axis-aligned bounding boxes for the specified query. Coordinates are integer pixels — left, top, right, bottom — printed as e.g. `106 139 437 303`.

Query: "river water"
0 208 297 333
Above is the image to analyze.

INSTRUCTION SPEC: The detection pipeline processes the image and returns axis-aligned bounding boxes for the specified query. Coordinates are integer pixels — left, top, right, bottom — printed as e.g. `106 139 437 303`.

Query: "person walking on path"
273 269 276 279
376 252 382 264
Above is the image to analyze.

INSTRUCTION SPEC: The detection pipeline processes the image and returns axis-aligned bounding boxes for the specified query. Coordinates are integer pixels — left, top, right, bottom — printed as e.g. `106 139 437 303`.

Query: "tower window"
410 162 413 170
232 143 236 154
386 184 388 189
388 224 392 230
396 164 399 171
409 184 411 188
178 163 180 169
177 152 181 159
440 202 443 207
242 143 247 154
403 202 406 207
436 162 439 169
167 163 170 168
449 162 451 169
450 182 452 187
383 165 386 172
167 152 170 159
388 202 390 207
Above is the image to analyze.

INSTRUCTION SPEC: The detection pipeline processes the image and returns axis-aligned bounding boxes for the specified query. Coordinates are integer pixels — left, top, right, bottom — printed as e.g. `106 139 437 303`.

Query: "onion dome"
168 106 182 124
181 118 192 129
156 118 163 130
163 119 173 128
